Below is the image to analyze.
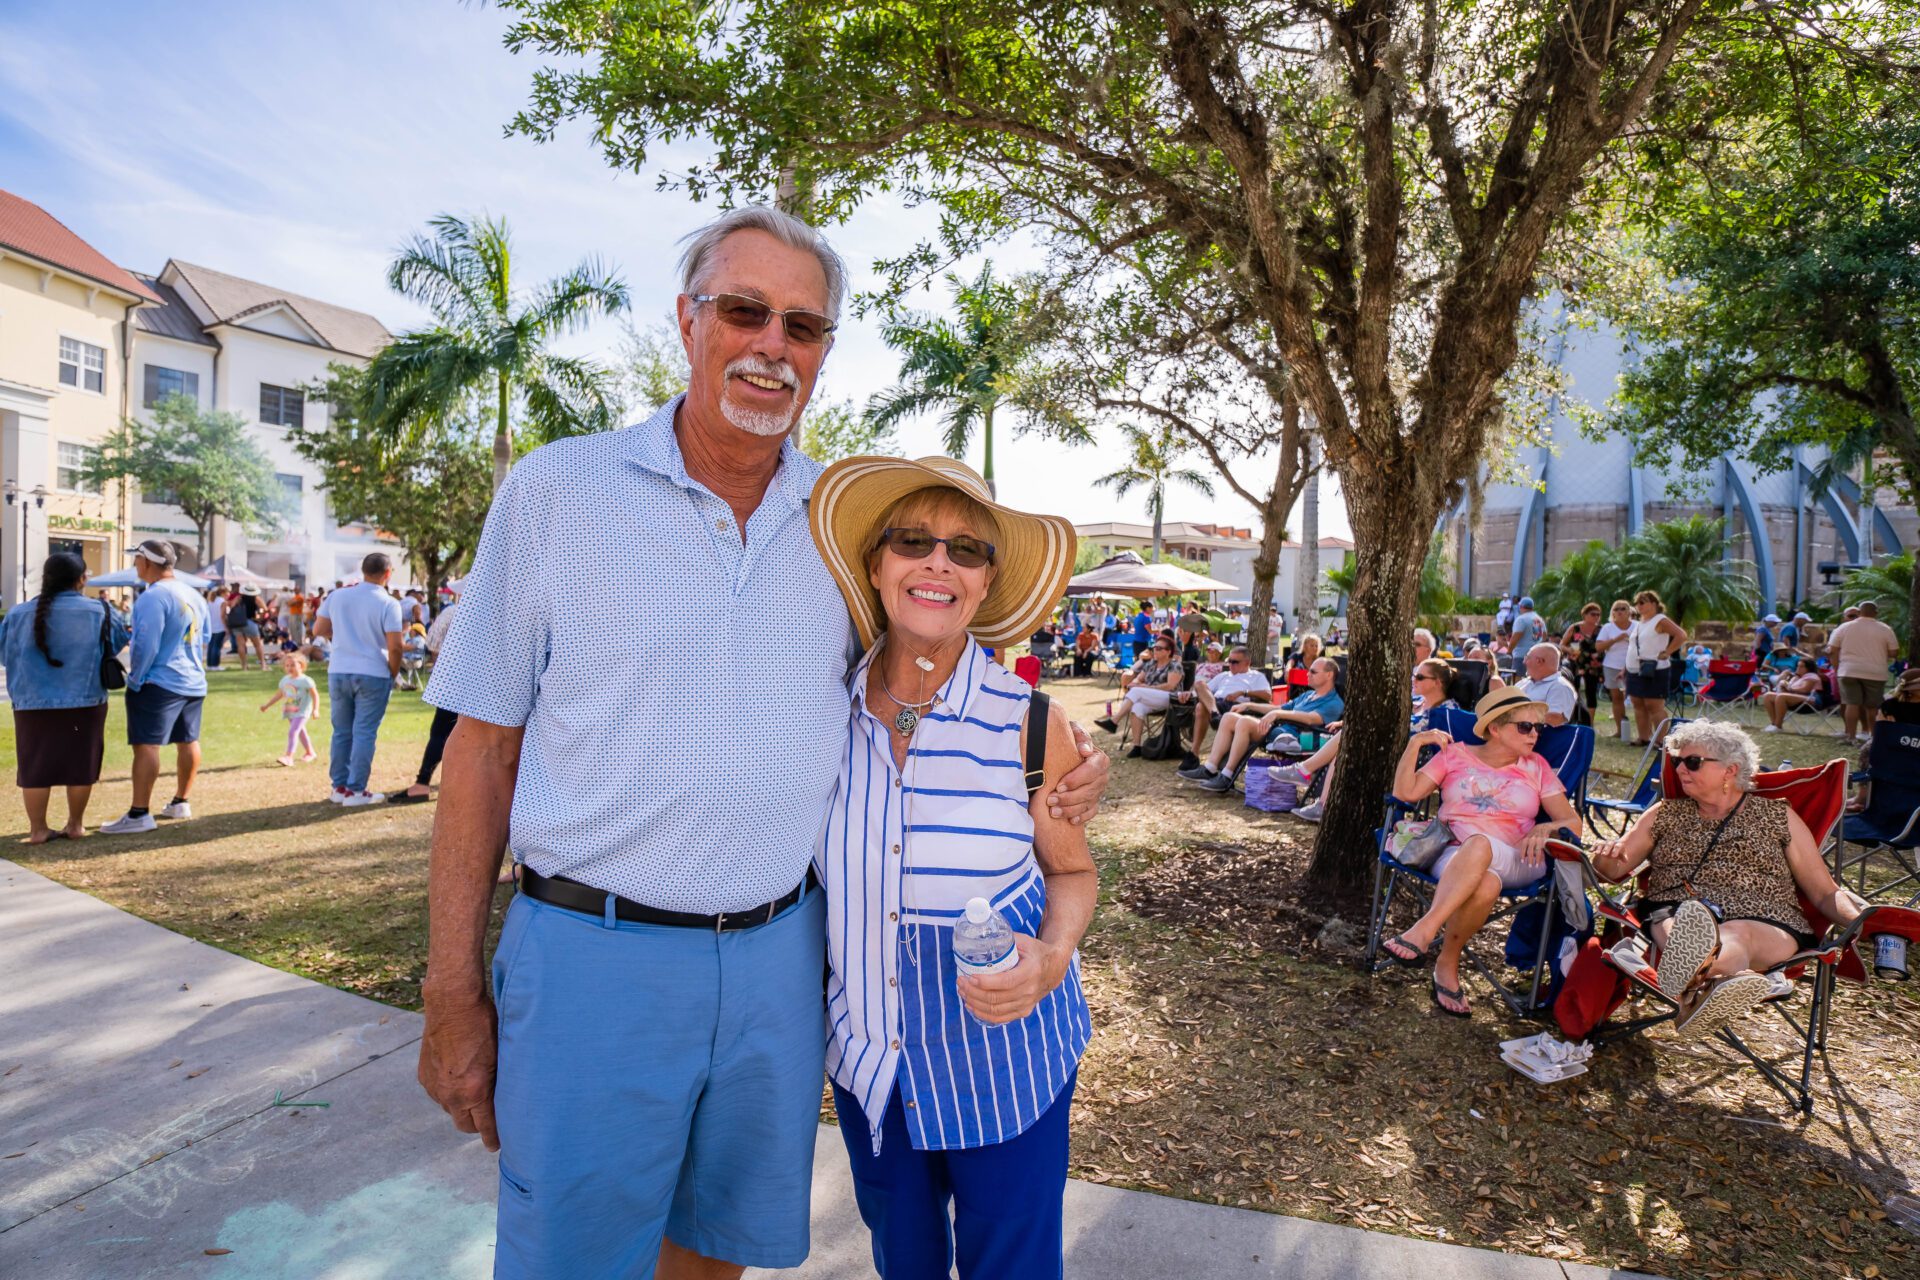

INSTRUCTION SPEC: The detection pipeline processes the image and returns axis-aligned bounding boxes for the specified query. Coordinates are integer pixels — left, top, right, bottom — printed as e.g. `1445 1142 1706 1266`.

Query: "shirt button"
891 1039 900 1049
889 976 897 987
715 518 728 530
891 844 900 855
905 1100 916 1110
889 911 898 921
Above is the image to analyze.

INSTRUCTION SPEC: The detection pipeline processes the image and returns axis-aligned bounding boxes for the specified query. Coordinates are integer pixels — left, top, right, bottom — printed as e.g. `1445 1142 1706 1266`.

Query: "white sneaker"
157 800 192 820
99 812 156 835
342 790 386 807
1856 732 1873 744
1761 724 1779 733
327 787 350 804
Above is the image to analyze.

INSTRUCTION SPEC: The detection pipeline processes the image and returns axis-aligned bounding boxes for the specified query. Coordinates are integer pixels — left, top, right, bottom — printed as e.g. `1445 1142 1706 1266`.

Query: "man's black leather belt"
519 867 810 931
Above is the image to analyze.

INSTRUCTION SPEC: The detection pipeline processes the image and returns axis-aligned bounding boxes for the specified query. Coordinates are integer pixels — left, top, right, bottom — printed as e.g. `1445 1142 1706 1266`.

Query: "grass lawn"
8 671 1918 1279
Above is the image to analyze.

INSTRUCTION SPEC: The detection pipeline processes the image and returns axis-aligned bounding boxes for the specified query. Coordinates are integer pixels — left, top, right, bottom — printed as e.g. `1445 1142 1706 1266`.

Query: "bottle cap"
964 897 991 924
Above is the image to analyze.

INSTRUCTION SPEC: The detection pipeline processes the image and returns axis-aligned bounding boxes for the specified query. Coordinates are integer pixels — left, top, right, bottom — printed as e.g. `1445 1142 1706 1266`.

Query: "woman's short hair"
1895 668 1920 700
1633 589 1665 612
1297 632 1322 652
1415 658 1454 686
1582 602 1603 617
1797 657 1818 673
863 487 1003 575
1666 720 1759 792
1610 598 1631 613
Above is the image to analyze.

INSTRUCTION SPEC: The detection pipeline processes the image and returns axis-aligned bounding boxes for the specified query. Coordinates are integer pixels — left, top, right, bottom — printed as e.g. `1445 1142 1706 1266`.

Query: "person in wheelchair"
1585 720 1864 1039
1380 689 1584 1018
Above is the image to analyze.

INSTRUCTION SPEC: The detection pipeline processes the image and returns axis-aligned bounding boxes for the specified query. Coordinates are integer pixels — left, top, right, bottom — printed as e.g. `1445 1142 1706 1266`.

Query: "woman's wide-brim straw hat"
810 455 1077 650
1473 687 1549 740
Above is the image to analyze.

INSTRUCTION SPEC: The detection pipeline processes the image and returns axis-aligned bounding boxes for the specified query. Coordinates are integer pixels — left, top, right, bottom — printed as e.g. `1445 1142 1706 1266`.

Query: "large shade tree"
360 213 630 492
500 0 1888 893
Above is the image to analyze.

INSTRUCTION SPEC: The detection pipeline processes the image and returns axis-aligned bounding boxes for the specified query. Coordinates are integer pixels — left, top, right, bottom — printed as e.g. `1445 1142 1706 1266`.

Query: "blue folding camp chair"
1837 721 1920 905
1693 658 1760 722
1582 716 1688 839
1365 707 1595 1018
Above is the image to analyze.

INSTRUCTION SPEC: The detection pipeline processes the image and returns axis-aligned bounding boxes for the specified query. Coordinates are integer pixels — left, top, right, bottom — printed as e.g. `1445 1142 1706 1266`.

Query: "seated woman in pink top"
1381 688 1584 1018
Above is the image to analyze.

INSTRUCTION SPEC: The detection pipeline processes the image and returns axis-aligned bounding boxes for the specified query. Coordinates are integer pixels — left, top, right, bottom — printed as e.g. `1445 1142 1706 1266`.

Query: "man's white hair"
677 206 848 321
1413 628 1435 649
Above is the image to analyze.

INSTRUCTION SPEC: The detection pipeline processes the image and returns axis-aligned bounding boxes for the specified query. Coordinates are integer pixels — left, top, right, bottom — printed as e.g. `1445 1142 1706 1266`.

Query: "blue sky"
0 0 1345 539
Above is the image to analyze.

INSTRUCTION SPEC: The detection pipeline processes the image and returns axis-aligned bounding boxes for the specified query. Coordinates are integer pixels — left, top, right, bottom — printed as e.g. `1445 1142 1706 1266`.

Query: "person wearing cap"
100 539 211 835
1379 688 1583 1017
1753 612 1779 665
1508 595 1546 657
415 205 1108 1280
810 453 1095 1279
1781 610 1808 651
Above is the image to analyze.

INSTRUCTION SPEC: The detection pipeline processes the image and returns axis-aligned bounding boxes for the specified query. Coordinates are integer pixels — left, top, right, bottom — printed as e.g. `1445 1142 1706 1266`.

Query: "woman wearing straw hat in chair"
811 455 1096 1279
1380 688 1584 1018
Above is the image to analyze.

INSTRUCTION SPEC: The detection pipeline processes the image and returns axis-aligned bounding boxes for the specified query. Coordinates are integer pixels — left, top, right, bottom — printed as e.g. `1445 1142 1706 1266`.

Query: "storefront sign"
49 515 117 532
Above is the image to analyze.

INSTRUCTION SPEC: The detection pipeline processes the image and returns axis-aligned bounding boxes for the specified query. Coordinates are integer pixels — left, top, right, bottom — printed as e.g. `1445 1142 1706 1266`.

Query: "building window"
58 337 106 394
143 365 200 408
277 472 303 510
260 383 304 427
57 441 101 494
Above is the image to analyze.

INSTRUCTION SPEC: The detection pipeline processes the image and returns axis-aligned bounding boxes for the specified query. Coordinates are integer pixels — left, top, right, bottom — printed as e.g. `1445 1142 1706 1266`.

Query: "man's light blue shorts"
490 883 828 1278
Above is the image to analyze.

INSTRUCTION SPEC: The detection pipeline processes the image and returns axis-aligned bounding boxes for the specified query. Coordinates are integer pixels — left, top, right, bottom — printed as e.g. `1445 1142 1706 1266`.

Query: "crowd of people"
0 541 463 839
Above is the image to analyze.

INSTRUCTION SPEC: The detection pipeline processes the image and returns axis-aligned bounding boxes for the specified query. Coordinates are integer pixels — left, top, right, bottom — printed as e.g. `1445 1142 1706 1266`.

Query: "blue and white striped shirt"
818 637 1092 1155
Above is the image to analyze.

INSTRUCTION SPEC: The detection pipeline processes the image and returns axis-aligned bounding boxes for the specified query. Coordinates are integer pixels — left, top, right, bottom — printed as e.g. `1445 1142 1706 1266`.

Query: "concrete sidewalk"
0 860 1659 1279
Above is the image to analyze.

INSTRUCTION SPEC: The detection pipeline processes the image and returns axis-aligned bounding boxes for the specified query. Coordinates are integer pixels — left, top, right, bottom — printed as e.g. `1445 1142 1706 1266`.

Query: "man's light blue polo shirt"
316 582 403 678
426 395 855 914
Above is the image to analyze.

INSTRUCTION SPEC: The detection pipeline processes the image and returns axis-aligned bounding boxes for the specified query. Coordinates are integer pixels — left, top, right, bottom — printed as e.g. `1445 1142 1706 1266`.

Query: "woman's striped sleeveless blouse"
817 636 1092 1155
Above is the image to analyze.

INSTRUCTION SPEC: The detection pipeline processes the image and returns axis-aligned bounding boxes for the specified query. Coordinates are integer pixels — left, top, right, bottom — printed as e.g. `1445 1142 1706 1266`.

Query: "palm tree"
1528 540 1628 630
1092 425 1214 560
1619 515 1758 625
1842 551 1914 656
361 214 629 492
867 264 1031 493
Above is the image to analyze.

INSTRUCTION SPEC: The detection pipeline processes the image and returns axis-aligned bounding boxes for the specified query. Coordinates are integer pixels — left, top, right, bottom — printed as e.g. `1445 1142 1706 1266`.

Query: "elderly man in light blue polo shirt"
418 206 1108 1280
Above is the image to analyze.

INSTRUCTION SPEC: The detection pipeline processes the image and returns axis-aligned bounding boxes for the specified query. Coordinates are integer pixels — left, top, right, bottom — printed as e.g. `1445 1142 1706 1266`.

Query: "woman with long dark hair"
0 553 129 841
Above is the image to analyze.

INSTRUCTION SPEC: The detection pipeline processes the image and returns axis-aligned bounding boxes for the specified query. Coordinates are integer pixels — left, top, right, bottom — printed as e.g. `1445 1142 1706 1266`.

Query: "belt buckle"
714 910 726 934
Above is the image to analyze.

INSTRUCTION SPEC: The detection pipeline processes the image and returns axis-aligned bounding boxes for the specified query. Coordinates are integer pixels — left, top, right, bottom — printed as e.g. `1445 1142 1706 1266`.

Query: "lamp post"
4 480 48 603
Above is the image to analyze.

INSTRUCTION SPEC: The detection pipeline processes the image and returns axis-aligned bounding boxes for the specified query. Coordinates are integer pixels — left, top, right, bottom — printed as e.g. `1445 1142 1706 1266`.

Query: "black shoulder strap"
99 599 112 650
1024 689 1051 800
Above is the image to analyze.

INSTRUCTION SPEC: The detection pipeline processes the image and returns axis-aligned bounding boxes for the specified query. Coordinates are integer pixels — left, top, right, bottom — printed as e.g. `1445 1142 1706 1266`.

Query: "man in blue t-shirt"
1510 596 1547 657
1193 657 1346 791
102 540 212 835
314 551 405 805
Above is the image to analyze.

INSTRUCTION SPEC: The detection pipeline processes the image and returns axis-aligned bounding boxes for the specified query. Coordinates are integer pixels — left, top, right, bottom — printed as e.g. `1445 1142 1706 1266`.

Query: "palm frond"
523 352 619 441
523 255 631 338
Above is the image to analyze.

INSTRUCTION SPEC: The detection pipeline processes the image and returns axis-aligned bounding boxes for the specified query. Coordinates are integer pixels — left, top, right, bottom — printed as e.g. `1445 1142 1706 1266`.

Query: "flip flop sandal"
1382 933 1433 968
1673 973 1770 1040
1655 900 1720 1001
1430 975 1472 1018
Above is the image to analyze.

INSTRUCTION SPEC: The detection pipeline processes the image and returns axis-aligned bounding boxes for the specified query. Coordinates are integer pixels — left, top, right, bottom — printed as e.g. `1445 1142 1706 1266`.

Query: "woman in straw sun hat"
1379 687 1584 1018
810 454 1096 1278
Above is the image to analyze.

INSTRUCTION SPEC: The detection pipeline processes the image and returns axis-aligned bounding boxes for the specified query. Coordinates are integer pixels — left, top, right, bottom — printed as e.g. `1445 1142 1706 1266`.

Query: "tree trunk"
1295 434 1320 638
1246 397 1304 666
493 374 513 494
1150 493 1163 563
1307 473 1436 897
981 402 996 496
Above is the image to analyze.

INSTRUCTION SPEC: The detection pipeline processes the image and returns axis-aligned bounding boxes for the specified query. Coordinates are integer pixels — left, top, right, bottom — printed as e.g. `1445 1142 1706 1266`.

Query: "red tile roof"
0 188 160 304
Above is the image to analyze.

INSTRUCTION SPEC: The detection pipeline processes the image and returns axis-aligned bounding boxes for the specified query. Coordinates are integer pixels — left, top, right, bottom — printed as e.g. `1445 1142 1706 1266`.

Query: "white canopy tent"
1065 553 1238 599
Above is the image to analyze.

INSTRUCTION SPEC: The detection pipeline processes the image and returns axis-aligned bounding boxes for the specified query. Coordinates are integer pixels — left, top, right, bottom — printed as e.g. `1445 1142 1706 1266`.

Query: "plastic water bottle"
953 897 1019 976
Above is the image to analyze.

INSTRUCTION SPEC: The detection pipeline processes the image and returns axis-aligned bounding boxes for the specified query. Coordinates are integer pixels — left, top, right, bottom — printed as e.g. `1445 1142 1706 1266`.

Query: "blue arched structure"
1722 459 1777 607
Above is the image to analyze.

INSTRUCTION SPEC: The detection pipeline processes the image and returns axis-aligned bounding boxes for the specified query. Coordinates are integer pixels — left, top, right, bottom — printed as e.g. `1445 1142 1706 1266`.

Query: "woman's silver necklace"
878 669 938 735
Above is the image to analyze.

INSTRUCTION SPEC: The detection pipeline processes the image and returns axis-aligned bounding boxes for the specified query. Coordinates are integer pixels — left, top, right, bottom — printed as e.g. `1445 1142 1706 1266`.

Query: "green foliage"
1528 541 1629 631
1073 538 1106 575
1618 517 1758 628
361 213 629 490
85 394 287 562
613 317 688 416
299 367 496 596
867 264 1077 488
1842 553 1913 644
1092 424 1213 561
798 399 899 463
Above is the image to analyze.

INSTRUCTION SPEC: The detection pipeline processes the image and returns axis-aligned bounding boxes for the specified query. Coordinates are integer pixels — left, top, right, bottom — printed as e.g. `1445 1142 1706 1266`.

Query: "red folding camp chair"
1692 657 1761 722
1551 758 1919 1113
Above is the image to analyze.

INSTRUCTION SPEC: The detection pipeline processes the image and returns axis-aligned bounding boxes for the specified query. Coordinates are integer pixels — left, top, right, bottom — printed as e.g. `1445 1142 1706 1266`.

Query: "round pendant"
894 706 920 735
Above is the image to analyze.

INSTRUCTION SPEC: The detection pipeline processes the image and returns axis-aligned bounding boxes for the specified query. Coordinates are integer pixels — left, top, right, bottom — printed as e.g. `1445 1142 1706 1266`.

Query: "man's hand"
418 990 501 1151
1051 721 1110 825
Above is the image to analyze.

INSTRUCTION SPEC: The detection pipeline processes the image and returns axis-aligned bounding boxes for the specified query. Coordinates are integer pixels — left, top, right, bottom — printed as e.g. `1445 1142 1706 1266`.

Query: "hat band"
1479 691 1533 721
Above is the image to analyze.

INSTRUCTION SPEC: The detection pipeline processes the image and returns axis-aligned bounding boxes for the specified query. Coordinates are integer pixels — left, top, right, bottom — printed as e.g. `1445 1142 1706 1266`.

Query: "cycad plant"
1618 515 1757 626
1842 551 1914 654
1528 540 1629 630
360 213 629 491
1092 425 1214 561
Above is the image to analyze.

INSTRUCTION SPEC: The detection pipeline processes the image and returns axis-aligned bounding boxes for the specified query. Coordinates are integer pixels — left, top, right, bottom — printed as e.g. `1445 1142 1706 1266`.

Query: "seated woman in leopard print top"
1588 720 1863 1041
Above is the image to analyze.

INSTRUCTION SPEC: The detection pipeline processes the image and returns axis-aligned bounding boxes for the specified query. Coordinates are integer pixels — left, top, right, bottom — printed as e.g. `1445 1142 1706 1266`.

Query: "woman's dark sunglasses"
690 292 836 345
1670 754 1721 772
876 527 996 568
1506 720 1546 734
